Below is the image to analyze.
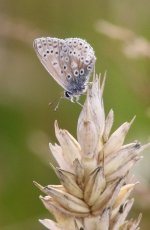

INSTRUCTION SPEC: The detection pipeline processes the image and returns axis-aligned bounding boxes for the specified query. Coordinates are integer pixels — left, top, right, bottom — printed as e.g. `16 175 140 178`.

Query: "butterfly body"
33 37 96 101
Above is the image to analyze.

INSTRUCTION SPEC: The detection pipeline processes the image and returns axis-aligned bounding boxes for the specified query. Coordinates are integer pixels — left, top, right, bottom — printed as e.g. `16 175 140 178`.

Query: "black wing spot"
87 64 92 70
85 59 90 64
74 70 79 76
63 65 67 70
65 57 69 62
80 68 84 75
67 74 72 79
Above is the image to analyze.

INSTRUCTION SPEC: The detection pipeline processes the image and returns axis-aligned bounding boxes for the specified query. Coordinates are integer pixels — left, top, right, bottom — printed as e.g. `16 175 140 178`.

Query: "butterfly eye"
74 70 79 76
64 91 72 98
80 69 84 75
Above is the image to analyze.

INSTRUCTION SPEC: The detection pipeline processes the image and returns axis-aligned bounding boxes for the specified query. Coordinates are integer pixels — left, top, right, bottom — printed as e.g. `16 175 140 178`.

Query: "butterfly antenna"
76 101 83 107
49 93 64 111
54 96 63 111
75 96 83 107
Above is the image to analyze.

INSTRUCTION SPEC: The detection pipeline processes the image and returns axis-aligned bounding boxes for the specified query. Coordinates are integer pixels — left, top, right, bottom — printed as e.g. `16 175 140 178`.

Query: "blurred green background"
0 0 150 229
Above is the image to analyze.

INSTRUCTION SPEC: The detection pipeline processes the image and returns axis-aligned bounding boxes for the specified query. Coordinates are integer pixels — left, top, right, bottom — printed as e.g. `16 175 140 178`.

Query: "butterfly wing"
33 37 69 91
64 38 96 93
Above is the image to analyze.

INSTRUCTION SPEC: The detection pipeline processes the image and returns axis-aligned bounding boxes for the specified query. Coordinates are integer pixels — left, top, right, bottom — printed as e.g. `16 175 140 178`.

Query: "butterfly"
33 37 96 102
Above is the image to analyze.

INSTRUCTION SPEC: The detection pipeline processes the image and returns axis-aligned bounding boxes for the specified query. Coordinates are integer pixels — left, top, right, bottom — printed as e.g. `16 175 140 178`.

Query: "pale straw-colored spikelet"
34 74 150 230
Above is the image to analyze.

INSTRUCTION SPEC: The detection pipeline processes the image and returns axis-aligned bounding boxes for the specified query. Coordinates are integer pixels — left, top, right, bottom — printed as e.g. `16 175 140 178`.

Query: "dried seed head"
35 73 150 230
77 96 98 158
